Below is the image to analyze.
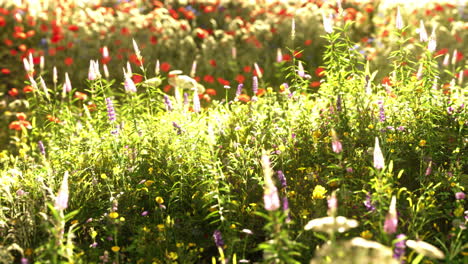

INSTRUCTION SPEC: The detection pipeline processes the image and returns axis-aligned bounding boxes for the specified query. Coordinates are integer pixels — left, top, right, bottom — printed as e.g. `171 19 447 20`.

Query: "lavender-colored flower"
141 211 148 216
38 140 45 155
213 230 224 247
277 171 287 189
163 95 173 112
395 7 404 30
455 192 465 200
364 193 376 212
236 83 243 98
63 72 72 93
193 91 201 113
384 196 398 234
183 92 189 106
124 76 137 93
172 122 182 135
252 76 258 95
378 100 386 122
55 171 69 211
297 61 305 78
105 97 116 122
393 234 407 262
374 137 385 169
21 257 28 264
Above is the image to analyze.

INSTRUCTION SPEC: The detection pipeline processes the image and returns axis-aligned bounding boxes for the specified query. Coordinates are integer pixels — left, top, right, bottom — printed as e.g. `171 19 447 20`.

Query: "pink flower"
264 185 280 211
455 192 465 200
384 196 398 234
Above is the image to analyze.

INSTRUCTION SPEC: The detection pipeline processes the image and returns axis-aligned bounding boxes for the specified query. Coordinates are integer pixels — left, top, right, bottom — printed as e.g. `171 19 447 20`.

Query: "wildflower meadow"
0 0 466 263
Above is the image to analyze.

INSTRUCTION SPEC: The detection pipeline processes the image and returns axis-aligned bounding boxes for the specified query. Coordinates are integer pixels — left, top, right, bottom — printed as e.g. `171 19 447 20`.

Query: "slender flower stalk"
364 193 376 212
276 48 283 63
155 59 160 76
254 63 262 79
55 171 69 211
297 61 305 78
322 13 333 34
331 129 343 154
190 60 197 77
105 97 116 123
53 66 58 85
393 234 407 262
236 83 243 98
88 60 97 81
38 140 45 156
427 30 437 52
374 137 385 169
261 153 280 211
163 95 173 112
252 76 258 95
192 90 201 113
132 38 142 62
63 72 72 97
213 230 224 248
124 75 137 93
384 196 398 234
336 94 342 112
277 171 287 189
378 100 386 122
231 46 237 59
419 20 428 42
395 7 404 30
39 55 44 72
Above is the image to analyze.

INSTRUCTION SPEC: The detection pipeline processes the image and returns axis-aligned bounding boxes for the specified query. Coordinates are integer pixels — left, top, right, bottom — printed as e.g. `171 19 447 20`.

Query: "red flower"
435 48 449 57
235 74 245 83
68 25 79 32
209 59 216 67
8 88 18 96
237 94 250 103
23 85 34 93
217 77 230 86
205 88 217 96
315 67 325 77
203 75 215 83
282 54 292 61
1 68 11 74
243 65 252 73
4 39 12 46
132 74 143 84
13 112 27 120
160 62 171 72
310 81 321 88
204 5 215 13
64 57 73 66
150 35 158 45
381 76 392 86
293 50 303 58
163 84 172 92
0 16 5 27
121 27 130 35
304 39 313 46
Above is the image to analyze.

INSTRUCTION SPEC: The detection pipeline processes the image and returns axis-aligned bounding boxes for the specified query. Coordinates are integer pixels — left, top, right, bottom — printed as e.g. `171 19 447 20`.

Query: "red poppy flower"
68 25 79 31
203 75 215 84
1 68 11 74
243 65 251 73
310 81 321 88
132 74 143 84
217 77 229 86
160 62 171 72
0 16 5 27
64 57 73 66
381 76 392 86
304 39 313 46
235 74 245 83
23 85 34 93
8 88 18 96
209 59 216 66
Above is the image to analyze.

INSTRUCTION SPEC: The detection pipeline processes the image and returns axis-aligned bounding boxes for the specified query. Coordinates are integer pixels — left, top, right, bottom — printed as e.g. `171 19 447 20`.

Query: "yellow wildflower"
100 173 107 179
166 251 178 260
145 180 155 187
157 224 165 231
312 185 327 199
111 246 120 252
109 212 119 219
419 140 427 147
360 230 373 240
155 196 164 204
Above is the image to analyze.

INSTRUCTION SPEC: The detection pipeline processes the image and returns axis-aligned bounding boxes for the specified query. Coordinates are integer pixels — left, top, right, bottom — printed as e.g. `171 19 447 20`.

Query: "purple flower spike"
252 76 258 95
105 97 116 123
277 171 287 189
213 230 224 247
393 234 407 262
